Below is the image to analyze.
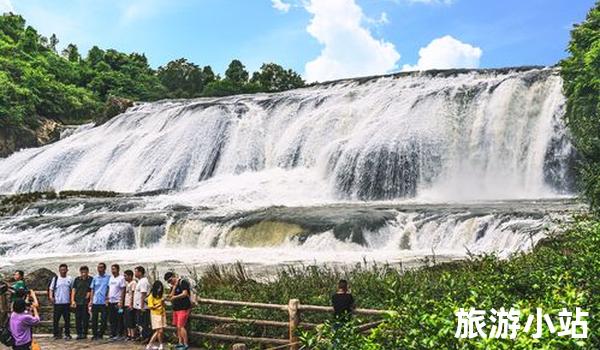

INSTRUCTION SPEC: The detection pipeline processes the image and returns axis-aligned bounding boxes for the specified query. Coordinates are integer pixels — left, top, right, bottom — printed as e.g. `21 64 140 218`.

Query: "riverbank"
190 216 598 349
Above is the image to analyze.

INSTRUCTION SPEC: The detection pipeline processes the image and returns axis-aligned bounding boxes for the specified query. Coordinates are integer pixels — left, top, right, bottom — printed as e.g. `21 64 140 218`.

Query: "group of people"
8 263 195 350
7 265 357 350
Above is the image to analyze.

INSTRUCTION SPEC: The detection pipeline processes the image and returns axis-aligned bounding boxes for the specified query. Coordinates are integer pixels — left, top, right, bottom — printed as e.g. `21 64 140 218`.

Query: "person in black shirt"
165 272 192 350
331 279 355 323
70 265 92 340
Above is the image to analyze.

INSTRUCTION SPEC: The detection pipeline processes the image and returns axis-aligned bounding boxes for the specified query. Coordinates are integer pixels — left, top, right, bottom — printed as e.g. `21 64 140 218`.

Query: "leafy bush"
561 2 600 213
189 217 599 349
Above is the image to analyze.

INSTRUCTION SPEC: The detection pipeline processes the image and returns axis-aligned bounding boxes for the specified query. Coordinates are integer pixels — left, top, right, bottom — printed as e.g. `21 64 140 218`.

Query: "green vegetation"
560 2 600 213
0 13 305 130
191 217 599 349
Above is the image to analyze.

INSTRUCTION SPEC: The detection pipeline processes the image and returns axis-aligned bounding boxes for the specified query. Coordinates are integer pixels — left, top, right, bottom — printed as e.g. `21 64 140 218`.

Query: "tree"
225 59 249 84
251 63 304 92
49 34 59 52
560 2 600 212
157 58 206 98
202 65 216 84
86 46 105 67
62 43 80 62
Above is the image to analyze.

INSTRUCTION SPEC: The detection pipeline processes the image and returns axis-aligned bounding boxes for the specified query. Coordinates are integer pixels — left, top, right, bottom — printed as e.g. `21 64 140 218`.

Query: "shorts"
172 309 190 327
151 314 166 330
124 308 137 329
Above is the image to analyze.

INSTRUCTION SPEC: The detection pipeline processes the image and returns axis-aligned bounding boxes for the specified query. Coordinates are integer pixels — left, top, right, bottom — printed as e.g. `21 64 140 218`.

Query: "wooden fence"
1 290 391 350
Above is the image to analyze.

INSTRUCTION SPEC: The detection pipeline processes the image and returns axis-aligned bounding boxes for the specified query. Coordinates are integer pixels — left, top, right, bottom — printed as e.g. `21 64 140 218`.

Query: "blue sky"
0 0 595 82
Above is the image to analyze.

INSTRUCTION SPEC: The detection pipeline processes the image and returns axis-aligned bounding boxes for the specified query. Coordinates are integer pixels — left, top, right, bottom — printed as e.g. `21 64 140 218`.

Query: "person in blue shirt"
89 262 110 340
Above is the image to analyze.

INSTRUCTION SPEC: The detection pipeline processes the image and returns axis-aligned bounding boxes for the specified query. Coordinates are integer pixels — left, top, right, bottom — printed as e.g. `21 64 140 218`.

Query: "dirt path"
8 335 204 350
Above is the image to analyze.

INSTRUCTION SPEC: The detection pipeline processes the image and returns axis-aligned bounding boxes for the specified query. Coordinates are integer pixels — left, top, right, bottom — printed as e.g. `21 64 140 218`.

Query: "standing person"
9 296 40 350
48 264 73 340
70 266 92 340
165 272 192 350
331 279 355 324
10 270 27 303
107 264 126 341
146 281 166 350
133 266 151 342
89 262 110 340
123 269 137 341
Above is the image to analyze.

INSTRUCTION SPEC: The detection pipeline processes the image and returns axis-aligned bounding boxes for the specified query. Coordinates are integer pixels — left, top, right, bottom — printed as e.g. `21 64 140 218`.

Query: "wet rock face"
94 96 134 126
0 117 61 158
24 268 56 291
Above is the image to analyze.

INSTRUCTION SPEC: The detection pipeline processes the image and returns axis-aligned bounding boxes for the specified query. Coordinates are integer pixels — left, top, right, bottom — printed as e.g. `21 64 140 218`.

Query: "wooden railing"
2 290 391 350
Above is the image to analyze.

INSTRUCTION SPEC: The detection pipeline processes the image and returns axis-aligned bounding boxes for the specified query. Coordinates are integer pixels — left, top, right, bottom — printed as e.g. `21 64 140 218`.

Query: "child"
146 281 166 350
123 270 137 341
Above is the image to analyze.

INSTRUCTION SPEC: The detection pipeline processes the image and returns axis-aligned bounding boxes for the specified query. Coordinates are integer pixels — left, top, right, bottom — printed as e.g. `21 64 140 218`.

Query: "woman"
9 292 40 350
146 281 166 350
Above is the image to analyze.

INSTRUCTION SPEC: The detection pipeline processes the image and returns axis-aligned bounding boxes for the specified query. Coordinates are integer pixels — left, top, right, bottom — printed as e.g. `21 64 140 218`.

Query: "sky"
0 0 595 82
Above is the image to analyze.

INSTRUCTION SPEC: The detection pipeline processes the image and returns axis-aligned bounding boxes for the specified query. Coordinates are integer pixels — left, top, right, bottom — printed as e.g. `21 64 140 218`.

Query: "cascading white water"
0 67 579 269
0 67 573 201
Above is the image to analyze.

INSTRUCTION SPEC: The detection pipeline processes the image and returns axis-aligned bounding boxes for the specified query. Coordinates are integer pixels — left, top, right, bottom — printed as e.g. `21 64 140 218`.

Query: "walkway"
27 335 202 350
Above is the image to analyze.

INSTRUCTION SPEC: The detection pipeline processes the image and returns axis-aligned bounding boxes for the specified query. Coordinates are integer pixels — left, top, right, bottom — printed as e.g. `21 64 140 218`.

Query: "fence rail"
2 289 391 349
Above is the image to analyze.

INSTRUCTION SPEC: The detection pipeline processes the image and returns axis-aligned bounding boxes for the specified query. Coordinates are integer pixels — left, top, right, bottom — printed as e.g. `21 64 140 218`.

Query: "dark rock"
24 268 56 291
0 116 61 158
95 96 134 126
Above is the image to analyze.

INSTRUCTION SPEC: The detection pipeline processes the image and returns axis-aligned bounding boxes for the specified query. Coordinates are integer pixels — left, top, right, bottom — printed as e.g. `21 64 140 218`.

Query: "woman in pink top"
9 294 40 350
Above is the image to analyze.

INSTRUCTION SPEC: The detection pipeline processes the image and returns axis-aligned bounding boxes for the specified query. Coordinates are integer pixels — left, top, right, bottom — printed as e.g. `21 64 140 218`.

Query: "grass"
189 215 599 349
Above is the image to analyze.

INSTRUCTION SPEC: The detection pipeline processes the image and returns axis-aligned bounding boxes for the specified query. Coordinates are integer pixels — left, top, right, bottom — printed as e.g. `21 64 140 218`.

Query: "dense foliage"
560 1 600 213
191 217 599 349
0 13 305 129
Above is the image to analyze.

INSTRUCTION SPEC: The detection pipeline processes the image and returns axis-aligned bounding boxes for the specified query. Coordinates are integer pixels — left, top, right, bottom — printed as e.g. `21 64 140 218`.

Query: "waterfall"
0 67 579 267
0 67 574 201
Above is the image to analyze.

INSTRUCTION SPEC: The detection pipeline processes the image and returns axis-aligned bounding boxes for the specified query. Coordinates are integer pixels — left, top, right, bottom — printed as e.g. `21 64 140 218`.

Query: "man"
10 270 27 303
331 279 355 323
9 296 40 350
165 272 192 350
107 264 126 340
70 266 92 340
89 262 110 340
48 264 73 340
133 266 151 341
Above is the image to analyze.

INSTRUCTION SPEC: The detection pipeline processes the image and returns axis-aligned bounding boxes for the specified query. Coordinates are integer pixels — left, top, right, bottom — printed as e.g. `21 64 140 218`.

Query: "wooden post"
288 299 300 350
0 292 8 324
232 344 247 350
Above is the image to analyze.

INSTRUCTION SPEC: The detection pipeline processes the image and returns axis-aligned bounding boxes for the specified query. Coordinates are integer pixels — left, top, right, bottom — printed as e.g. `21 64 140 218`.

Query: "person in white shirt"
107 264 126 340
133 266 151 341
48 263 73 340
123 269 138 340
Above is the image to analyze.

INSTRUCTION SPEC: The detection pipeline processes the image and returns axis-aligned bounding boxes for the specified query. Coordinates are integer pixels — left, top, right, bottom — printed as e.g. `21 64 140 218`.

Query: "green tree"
48 33 58 52
251 63 305 92
202 65 216 84
157 58 207 98
62 43 80 63
86 45 105 67
224 59 249 84
560 2 600 212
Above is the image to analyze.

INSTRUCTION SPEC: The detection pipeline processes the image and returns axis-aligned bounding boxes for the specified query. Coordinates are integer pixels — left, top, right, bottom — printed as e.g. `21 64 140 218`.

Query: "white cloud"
402 35 482 71
0 0 14 13
271 0 291 13
304 0 400 82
